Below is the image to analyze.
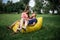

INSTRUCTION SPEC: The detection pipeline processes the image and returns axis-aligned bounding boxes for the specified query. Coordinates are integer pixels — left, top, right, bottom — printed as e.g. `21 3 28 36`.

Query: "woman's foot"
7 26 11 30
22 28 26 31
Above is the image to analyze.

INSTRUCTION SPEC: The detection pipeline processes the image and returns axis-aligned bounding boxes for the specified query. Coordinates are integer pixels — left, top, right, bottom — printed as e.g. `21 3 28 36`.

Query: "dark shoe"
17 29 21 32
7 27 11 30
22 28 26 31
10 32 17 35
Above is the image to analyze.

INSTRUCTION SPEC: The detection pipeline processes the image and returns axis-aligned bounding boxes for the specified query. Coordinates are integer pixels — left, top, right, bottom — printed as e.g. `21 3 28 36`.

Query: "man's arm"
30 22 36 26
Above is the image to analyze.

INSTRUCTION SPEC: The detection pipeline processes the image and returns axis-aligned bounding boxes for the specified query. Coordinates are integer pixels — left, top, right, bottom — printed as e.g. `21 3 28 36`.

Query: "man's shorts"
28 18 37 25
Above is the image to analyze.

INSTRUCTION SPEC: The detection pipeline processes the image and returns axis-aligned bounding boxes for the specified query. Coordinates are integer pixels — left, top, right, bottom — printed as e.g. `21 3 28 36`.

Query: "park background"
0 0 60 40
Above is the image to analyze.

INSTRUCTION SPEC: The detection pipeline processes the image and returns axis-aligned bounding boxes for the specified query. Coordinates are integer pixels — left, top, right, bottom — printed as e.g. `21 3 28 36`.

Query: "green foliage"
1 0 60 14
48 0 60 14
0 0 30 13
34 0 43 14
0 0 3 12
20 0 30 5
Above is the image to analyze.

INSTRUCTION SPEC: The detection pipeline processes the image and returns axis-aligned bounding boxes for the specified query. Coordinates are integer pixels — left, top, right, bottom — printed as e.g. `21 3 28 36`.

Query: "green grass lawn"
0 14 60 40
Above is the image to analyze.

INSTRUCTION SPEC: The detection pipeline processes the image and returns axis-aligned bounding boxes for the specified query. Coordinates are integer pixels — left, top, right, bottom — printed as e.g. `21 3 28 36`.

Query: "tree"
0 0 3 13
20 0 30 10
0 0 30 13
48 0 59 14
20 0 30 6
34 0 43 14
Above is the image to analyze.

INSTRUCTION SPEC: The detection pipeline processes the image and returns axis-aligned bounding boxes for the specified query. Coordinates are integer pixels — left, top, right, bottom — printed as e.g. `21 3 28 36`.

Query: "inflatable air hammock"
11 17 43 33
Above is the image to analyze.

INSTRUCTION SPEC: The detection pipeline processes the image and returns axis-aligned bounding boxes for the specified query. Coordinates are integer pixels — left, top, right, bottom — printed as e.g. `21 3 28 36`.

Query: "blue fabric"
28 18 37 25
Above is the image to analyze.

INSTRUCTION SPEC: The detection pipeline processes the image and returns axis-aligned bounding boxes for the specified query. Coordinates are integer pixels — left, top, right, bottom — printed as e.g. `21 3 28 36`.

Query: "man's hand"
30 22 35 26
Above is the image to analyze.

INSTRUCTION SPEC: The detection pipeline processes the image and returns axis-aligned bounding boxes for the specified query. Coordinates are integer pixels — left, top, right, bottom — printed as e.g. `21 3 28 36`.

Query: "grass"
0 14 60 40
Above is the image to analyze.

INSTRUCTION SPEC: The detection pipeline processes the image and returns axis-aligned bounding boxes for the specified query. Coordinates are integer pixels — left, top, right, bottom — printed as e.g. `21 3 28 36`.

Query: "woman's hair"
26 5 30 17
24 5 30 18
26 10 30 17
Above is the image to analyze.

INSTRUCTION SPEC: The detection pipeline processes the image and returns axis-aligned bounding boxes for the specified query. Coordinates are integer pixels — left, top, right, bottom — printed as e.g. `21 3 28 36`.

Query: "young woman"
18 10 29 31
18 11 37 30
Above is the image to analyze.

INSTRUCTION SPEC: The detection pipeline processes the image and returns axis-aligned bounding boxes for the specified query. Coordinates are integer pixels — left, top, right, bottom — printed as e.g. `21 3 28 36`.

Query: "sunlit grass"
0 14 60 40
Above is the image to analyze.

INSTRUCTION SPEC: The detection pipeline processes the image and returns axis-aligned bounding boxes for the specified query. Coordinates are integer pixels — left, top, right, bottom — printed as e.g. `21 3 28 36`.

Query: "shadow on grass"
0 25 60 40
0 25 13 40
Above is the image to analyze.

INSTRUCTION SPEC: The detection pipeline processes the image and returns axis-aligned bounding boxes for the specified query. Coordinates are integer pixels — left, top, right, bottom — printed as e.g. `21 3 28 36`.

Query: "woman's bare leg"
18 19 24 30
23 20 28 29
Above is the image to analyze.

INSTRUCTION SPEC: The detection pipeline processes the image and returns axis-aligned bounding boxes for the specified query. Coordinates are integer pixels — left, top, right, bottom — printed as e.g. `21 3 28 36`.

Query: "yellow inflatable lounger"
12 17 43 33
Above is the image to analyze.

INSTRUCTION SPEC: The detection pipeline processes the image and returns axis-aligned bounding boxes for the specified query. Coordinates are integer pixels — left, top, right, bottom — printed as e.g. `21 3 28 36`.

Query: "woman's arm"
30 22 36 26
